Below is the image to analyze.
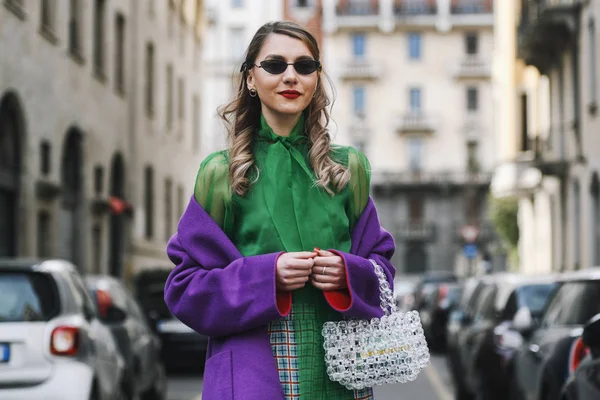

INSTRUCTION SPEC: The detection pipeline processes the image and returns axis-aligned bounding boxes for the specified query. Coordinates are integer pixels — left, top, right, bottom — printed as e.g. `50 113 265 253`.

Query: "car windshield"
0 272 59 322
518 283 556 315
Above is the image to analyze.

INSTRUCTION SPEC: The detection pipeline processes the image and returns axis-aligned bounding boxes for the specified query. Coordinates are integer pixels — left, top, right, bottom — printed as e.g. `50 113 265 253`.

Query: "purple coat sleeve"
164 198 289 338
324 197 396 320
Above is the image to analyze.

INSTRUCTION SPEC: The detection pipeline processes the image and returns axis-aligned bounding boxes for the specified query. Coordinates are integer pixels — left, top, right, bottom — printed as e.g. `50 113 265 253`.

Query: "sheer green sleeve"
348 147 371 222
193 151 231 229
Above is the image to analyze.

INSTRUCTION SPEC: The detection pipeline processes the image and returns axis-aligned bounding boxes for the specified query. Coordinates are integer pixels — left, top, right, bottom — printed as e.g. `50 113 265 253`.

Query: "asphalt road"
166 354 452 400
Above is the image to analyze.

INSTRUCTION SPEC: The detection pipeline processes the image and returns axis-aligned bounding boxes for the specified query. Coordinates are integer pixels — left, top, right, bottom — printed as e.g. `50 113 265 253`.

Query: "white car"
0 259 126 400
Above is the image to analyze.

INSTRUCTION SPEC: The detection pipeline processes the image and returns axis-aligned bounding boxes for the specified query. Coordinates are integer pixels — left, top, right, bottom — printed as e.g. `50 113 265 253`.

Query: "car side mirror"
582 313 600 357
100 305 127 324
512 307 534 335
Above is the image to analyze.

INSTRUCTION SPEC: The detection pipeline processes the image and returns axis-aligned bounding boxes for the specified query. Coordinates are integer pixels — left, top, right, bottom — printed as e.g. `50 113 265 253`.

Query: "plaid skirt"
268 316 374 400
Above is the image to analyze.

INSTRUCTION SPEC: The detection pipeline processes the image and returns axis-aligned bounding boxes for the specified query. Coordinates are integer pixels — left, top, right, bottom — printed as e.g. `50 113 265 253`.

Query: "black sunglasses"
250 59 322 75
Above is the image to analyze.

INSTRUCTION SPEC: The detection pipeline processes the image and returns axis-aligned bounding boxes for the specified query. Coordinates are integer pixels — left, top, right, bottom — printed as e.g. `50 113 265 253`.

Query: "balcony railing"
394 0 437 16
336 1 378 16
450 0 493 15
518 0 581 73
453 56 492 79
396 112 437 134
339 59 381 80
397 221 436 241
372 170 493 187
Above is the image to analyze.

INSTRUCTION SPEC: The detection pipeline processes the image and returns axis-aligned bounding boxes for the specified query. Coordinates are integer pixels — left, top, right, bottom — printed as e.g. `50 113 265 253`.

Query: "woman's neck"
261 109 302 137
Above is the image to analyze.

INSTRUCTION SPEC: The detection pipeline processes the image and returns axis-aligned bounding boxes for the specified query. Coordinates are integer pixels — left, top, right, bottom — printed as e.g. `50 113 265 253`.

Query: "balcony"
336 0 378 15
397 221 436 241
453 56 492 80
339 58 381 80
395 112 437 134
518 0 582 74
371 170 492 190
394 0 437 16
450 0 493 14
452 221 496 243
530 133 569 178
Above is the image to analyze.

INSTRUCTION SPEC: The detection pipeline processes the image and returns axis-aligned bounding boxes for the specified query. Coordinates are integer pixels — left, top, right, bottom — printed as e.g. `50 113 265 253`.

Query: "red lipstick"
279 90 301 99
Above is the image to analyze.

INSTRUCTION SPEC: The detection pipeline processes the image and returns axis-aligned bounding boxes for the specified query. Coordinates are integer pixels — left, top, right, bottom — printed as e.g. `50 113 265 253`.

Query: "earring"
249 88 257 97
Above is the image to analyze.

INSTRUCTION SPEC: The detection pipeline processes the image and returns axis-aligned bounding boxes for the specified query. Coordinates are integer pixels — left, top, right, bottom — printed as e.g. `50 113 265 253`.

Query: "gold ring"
322 266 327 275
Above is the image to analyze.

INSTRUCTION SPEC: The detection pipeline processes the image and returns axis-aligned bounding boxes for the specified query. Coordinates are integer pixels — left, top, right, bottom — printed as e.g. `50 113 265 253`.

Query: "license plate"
0 343 9 363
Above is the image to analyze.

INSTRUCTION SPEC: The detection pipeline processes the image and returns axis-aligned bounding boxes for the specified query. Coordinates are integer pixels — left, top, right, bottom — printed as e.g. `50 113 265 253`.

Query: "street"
166 354 452 400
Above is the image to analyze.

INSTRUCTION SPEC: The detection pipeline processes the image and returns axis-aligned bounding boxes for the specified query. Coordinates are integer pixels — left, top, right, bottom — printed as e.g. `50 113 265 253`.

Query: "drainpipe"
571 5 584 163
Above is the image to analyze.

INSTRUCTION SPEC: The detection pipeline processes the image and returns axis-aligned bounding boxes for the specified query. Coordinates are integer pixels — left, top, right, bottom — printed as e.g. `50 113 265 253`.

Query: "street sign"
464 244 478 259
460 225 480 243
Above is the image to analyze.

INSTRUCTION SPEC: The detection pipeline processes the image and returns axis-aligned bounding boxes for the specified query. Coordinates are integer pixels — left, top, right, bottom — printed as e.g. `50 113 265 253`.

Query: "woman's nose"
282 64 298 84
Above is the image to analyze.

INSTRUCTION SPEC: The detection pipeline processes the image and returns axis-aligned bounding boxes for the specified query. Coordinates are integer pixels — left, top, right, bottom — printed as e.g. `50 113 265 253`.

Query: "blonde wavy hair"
217 21 350 197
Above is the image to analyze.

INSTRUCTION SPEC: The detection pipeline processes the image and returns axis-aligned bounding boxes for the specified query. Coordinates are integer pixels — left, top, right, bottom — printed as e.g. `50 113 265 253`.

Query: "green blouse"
193 114 371 399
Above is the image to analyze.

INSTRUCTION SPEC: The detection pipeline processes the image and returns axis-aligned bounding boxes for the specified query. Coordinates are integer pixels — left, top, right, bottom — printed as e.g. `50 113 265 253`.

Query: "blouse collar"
257 113 307 147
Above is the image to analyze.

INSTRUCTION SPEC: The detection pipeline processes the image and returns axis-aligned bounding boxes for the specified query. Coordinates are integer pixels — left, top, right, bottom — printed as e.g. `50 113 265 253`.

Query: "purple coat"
164 196 396 400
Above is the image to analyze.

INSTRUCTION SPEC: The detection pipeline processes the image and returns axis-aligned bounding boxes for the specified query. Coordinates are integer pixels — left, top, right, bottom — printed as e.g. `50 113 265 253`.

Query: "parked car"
510 268 600 400
561 313 600 400
85 275 167 400
419 282 462 351
393 274 420 312
456 273 557 400
446 275 490 400
133 268 209 370
412 271 458 310
0 258 126 400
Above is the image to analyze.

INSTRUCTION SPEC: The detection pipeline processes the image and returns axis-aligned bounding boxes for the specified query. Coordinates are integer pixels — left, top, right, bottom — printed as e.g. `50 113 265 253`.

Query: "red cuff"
276 291 292 316
323 249 353 312
274 252 292 316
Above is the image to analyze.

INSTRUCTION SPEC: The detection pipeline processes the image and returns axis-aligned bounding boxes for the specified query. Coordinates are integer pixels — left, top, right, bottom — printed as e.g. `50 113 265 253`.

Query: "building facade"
492 0 600 274
322 0 501 275
0 0 206 279
200 0 283 157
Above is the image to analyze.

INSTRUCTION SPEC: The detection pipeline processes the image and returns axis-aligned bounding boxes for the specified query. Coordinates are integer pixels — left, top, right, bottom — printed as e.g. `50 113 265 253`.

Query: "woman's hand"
276 251 317 292
311 249 348 291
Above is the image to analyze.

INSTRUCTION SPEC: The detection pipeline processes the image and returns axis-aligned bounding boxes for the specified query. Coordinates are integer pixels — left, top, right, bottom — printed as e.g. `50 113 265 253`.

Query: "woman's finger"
287 251 318 259
311 265 343 277
313 256 343 267
310 281 340 291
310 273 338 284
315 249 335 257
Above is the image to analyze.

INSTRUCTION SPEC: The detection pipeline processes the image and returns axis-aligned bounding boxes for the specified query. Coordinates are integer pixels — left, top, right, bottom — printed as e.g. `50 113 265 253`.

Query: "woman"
164 21 396 400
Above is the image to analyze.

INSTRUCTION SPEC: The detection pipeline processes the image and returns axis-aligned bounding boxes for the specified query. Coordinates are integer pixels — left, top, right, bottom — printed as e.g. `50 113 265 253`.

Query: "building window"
589 19 597 109
467 140 479 172
144 166 154 239
408 33 422 60
297 0 309 7
465 32 478 55
178 185 185 219
165 178 173 241
467 87 478 111
352 86 365 116
574 180 581 269
145 42 155 117
409 88 421 111
592 173 600 265
94 165 104 195
232 0 243 8
94 0 106 77
40 0 55 33
37 211 51 258
407 138 424 172
92 224 102 273
166 64 174 130
230 28 245 61
408 195 424 222
178 78 185 135
40 141 51 175
520 93 529 151
69 0 82 57
115 14 126 94
352 33 366 58
192 95 200 151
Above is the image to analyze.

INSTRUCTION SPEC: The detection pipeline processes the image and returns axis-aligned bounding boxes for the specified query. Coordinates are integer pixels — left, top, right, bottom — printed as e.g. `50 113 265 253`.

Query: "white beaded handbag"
322 259 430 390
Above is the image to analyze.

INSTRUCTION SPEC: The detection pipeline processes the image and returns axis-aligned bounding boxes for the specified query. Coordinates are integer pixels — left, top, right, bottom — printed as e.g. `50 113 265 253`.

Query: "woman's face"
247 33 319 121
